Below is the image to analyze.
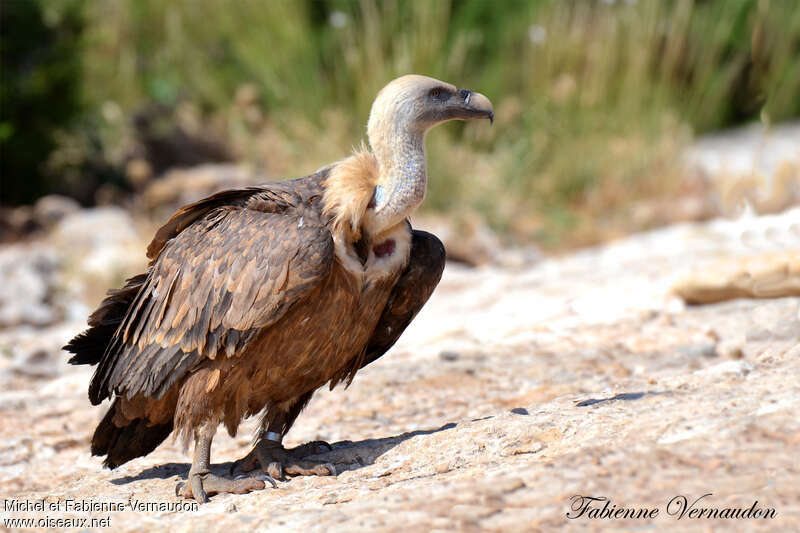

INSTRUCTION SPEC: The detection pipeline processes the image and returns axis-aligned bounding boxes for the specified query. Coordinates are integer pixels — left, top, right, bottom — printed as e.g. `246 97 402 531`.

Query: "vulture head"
367 74 493 142
355 75 493 236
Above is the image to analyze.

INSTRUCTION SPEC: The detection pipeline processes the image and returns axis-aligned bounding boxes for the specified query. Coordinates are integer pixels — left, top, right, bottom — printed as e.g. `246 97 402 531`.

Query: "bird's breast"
238 258 398 404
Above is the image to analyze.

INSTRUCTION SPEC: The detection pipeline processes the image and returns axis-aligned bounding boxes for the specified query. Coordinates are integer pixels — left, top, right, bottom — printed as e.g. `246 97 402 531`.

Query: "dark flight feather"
91 398 173 469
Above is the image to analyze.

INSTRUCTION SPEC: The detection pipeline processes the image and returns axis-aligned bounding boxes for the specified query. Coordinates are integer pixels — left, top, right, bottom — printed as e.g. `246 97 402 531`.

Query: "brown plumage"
64 75 493 501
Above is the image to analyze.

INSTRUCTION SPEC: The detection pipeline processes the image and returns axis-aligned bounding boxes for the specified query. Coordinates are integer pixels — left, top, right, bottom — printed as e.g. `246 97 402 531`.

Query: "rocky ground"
1 124 798 532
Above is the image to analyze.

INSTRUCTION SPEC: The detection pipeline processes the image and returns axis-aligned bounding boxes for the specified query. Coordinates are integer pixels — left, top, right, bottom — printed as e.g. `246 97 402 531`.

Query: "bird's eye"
429 87 446 100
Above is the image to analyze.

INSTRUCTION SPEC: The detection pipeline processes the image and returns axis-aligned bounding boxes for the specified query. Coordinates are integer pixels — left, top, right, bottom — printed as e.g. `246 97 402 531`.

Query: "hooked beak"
455 89 494 124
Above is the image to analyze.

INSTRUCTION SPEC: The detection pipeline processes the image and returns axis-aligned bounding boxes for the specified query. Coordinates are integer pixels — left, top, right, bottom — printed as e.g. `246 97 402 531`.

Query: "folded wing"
84 188 334 405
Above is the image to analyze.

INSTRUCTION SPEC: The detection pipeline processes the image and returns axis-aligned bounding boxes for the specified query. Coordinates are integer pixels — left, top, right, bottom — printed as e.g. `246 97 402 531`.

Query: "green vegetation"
3 0 800 245
1 0 85 205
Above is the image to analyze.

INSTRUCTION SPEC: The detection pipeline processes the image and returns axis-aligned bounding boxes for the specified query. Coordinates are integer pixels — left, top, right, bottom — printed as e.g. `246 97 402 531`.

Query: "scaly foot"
176 470 274 503
232 440 335 479
287 440 333 458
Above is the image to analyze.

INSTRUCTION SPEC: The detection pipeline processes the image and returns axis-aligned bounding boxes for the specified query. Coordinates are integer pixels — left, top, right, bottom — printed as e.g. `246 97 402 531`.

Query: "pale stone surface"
685 121 800 181
141 164 258 212
0 245 63 328
673 250 800 303
32 195 82 230
1 208 798 532
685 121 800 215
671 207 800 303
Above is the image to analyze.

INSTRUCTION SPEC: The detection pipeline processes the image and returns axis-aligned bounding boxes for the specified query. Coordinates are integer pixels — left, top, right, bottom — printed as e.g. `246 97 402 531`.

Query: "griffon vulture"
65 75 494 501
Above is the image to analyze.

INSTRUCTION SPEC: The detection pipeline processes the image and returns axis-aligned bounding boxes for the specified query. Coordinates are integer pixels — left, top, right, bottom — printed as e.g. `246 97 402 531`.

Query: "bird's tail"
91 399 173 469
63 273 147 366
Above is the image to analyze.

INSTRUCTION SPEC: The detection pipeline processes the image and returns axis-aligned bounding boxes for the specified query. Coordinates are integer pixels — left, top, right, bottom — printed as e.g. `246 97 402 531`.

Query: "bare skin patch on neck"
373 238 396 258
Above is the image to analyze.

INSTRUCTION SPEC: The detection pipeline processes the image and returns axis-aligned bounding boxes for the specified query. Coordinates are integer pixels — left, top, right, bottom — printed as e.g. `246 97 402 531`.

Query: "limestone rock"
33 195 82 230
141 164 259 212
48 206 146 284
673 251 800 304
0 245 62 327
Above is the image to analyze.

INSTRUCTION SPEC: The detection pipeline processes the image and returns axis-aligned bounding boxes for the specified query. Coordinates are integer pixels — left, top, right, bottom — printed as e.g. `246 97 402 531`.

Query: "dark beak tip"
488 112 494 125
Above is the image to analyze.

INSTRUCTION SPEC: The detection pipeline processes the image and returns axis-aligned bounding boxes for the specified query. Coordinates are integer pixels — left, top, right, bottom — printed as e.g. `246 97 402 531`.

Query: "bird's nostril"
459 89 471 104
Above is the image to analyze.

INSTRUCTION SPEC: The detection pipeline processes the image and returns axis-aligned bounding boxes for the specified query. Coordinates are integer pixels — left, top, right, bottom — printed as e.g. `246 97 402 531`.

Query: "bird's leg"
232 419 335 480
177 421 270 502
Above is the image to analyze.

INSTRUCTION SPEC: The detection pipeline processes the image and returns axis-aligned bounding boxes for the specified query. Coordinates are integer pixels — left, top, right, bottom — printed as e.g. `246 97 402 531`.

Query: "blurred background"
2 0 799 252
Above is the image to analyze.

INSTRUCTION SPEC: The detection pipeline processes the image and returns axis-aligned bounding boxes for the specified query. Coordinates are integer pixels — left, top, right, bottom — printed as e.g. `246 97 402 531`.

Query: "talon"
256 473 279 489
191 474 208 503
267 461 283 480
235 472 278 488
179 471 265 502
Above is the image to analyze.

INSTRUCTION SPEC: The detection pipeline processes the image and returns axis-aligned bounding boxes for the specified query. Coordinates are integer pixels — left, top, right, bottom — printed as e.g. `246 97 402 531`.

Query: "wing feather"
88 184 334 405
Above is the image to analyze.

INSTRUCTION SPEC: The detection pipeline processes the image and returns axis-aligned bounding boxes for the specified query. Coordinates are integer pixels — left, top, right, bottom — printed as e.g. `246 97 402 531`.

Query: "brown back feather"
87 175 335 405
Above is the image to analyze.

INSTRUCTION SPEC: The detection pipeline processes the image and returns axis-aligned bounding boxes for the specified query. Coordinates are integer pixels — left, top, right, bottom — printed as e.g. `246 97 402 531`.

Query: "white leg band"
262 431 283 443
